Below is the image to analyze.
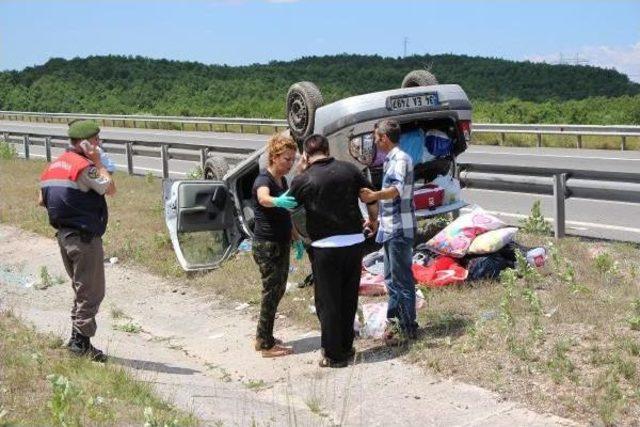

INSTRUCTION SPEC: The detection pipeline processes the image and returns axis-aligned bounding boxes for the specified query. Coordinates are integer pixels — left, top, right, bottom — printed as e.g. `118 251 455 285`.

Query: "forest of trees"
0 54 638 124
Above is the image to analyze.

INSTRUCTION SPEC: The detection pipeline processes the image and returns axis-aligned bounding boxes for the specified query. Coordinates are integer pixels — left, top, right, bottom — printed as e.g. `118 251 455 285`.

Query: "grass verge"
405 234 640 424
0 310 197 426
2 157 640 424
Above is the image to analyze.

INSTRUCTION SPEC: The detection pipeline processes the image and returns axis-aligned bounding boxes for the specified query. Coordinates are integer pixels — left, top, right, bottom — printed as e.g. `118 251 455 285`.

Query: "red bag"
412 256 468 287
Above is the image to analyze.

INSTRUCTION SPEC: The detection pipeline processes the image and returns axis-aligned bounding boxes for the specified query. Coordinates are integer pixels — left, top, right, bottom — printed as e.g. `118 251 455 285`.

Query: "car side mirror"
349 133 376 166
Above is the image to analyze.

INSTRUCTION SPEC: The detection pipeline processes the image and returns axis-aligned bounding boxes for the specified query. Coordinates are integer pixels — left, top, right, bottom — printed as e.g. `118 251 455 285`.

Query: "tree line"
0 54 638 124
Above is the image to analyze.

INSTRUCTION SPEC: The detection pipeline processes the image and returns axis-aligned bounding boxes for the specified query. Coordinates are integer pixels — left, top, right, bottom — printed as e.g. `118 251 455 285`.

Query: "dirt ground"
0 224 580 426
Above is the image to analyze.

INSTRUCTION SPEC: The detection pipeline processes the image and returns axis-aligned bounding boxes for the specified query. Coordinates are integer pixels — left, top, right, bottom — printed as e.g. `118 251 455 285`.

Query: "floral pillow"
425 207 506 258
468 227 518 255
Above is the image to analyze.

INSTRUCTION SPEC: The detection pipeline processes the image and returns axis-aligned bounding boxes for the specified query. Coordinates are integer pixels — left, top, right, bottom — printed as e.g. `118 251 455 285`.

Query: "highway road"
3 121 640 243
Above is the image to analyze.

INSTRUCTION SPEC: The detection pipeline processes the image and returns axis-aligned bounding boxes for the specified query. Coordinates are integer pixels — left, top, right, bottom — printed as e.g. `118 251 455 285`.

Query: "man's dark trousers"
311 242 364 362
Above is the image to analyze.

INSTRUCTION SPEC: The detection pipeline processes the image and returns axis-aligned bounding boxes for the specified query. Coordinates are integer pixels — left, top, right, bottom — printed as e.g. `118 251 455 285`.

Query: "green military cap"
68 120 100 139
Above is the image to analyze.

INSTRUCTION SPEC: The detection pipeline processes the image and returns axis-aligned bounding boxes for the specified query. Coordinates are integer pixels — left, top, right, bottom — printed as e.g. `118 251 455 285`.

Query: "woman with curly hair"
252 133 299 357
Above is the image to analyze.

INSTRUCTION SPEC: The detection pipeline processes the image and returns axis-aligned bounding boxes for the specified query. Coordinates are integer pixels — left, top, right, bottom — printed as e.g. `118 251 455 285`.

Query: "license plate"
386 92 439 111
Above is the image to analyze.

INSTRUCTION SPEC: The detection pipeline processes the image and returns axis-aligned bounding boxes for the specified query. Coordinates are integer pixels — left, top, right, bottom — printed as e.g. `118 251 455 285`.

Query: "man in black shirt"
290 134 379 367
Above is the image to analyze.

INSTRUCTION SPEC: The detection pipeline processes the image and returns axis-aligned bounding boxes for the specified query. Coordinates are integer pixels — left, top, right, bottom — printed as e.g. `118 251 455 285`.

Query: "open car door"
163 179 242 271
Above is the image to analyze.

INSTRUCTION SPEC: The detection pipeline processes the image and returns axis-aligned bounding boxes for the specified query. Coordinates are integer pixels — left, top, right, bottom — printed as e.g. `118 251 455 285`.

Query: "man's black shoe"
68 333 107 363
298 273 314 288
319 357 348 368
407 329 419 340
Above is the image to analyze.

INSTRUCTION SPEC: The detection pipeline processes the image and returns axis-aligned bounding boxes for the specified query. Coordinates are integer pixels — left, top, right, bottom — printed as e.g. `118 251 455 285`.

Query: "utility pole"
574 53 589 65
403 37 409 58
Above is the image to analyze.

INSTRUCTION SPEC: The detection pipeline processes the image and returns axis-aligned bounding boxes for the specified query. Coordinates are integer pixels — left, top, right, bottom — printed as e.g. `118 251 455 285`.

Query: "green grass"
113 321 142 334
0 310 197 426
0 140 18 160
405 233 640 425
244 379 267 391
3 157 640 424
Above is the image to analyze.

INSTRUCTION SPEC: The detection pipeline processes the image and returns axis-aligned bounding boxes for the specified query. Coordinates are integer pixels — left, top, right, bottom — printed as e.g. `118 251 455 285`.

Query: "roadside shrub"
519 200 552 235
0 140 17 159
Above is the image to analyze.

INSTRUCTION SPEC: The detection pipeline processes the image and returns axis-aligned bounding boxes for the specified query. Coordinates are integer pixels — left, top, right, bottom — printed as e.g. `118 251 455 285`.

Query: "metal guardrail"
0 128 253 178
3 121 640 240
457 162 640 238
472 123 640 150
1 110 639 149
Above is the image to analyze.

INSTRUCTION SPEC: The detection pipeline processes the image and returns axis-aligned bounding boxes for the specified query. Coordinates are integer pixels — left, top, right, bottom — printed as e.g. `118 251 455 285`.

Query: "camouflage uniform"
252 240 291 349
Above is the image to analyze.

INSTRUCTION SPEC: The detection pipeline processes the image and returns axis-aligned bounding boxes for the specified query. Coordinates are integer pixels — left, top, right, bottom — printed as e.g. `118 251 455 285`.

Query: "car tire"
286 82 324 142
204 156 229 181
401 70 438 88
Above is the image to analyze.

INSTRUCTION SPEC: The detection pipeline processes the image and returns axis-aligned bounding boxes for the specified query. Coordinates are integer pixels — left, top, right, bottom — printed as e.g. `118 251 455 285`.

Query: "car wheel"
286 81 324 141
401 70 438 88
204 156 229 181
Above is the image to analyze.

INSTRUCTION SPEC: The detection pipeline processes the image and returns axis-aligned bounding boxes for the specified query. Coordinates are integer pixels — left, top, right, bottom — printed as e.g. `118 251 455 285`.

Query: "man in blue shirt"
359 119 418 345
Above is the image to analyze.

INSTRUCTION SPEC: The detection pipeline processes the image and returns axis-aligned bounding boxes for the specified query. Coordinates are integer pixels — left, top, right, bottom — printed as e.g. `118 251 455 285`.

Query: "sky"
1 0 639 82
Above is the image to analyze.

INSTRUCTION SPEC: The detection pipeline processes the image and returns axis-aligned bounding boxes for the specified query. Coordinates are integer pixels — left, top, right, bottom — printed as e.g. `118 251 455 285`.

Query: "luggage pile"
358 207 547 295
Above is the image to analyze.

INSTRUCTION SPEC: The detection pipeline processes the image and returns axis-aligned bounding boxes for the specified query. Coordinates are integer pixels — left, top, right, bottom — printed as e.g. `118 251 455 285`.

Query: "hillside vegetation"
1 54 639 124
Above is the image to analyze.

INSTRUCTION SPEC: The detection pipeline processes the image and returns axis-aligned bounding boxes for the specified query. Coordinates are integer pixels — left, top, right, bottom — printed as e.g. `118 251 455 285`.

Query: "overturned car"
164 70 472 270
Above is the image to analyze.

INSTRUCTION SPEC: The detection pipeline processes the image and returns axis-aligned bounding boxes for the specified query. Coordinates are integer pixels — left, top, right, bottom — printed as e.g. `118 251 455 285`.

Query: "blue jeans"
383 236 417 334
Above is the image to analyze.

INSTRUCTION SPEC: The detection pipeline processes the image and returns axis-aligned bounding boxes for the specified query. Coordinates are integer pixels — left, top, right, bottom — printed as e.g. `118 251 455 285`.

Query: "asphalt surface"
0 120 267 151
3 121 640 243
459 145 640 174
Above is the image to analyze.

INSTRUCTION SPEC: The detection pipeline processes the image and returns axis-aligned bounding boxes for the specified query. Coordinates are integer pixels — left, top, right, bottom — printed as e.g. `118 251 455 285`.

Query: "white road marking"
2 122 268 142
462 208 640 234
463 187 640 208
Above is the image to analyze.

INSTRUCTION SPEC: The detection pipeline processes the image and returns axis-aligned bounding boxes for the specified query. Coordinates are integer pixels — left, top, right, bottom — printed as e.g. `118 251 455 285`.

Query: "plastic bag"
363 248 385 275
98 147 116 173
398 128 425 166
526 247 547 267
424 130 453 158
431 175 461 204
238 239 252 252
360 302 388 339
415 289 426 310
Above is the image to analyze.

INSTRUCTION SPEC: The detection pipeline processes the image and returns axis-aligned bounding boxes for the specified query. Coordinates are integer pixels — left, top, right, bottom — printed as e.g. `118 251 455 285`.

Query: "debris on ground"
238 239 252 253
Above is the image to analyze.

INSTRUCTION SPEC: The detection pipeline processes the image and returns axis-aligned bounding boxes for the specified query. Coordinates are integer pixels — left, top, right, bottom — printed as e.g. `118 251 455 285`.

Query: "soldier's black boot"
68 333 108 363
65 328 78 348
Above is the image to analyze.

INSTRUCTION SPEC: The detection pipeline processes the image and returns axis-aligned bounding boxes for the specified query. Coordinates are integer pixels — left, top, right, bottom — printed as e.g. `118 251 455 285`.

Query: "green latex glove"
273 190 298 209
293 240 305 260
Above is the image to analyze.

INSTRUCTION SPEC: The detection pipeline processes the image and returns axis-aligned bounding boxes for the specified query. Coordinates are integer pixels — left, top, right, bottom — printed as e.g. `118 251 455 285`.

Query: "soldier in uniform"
39 120 116 362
